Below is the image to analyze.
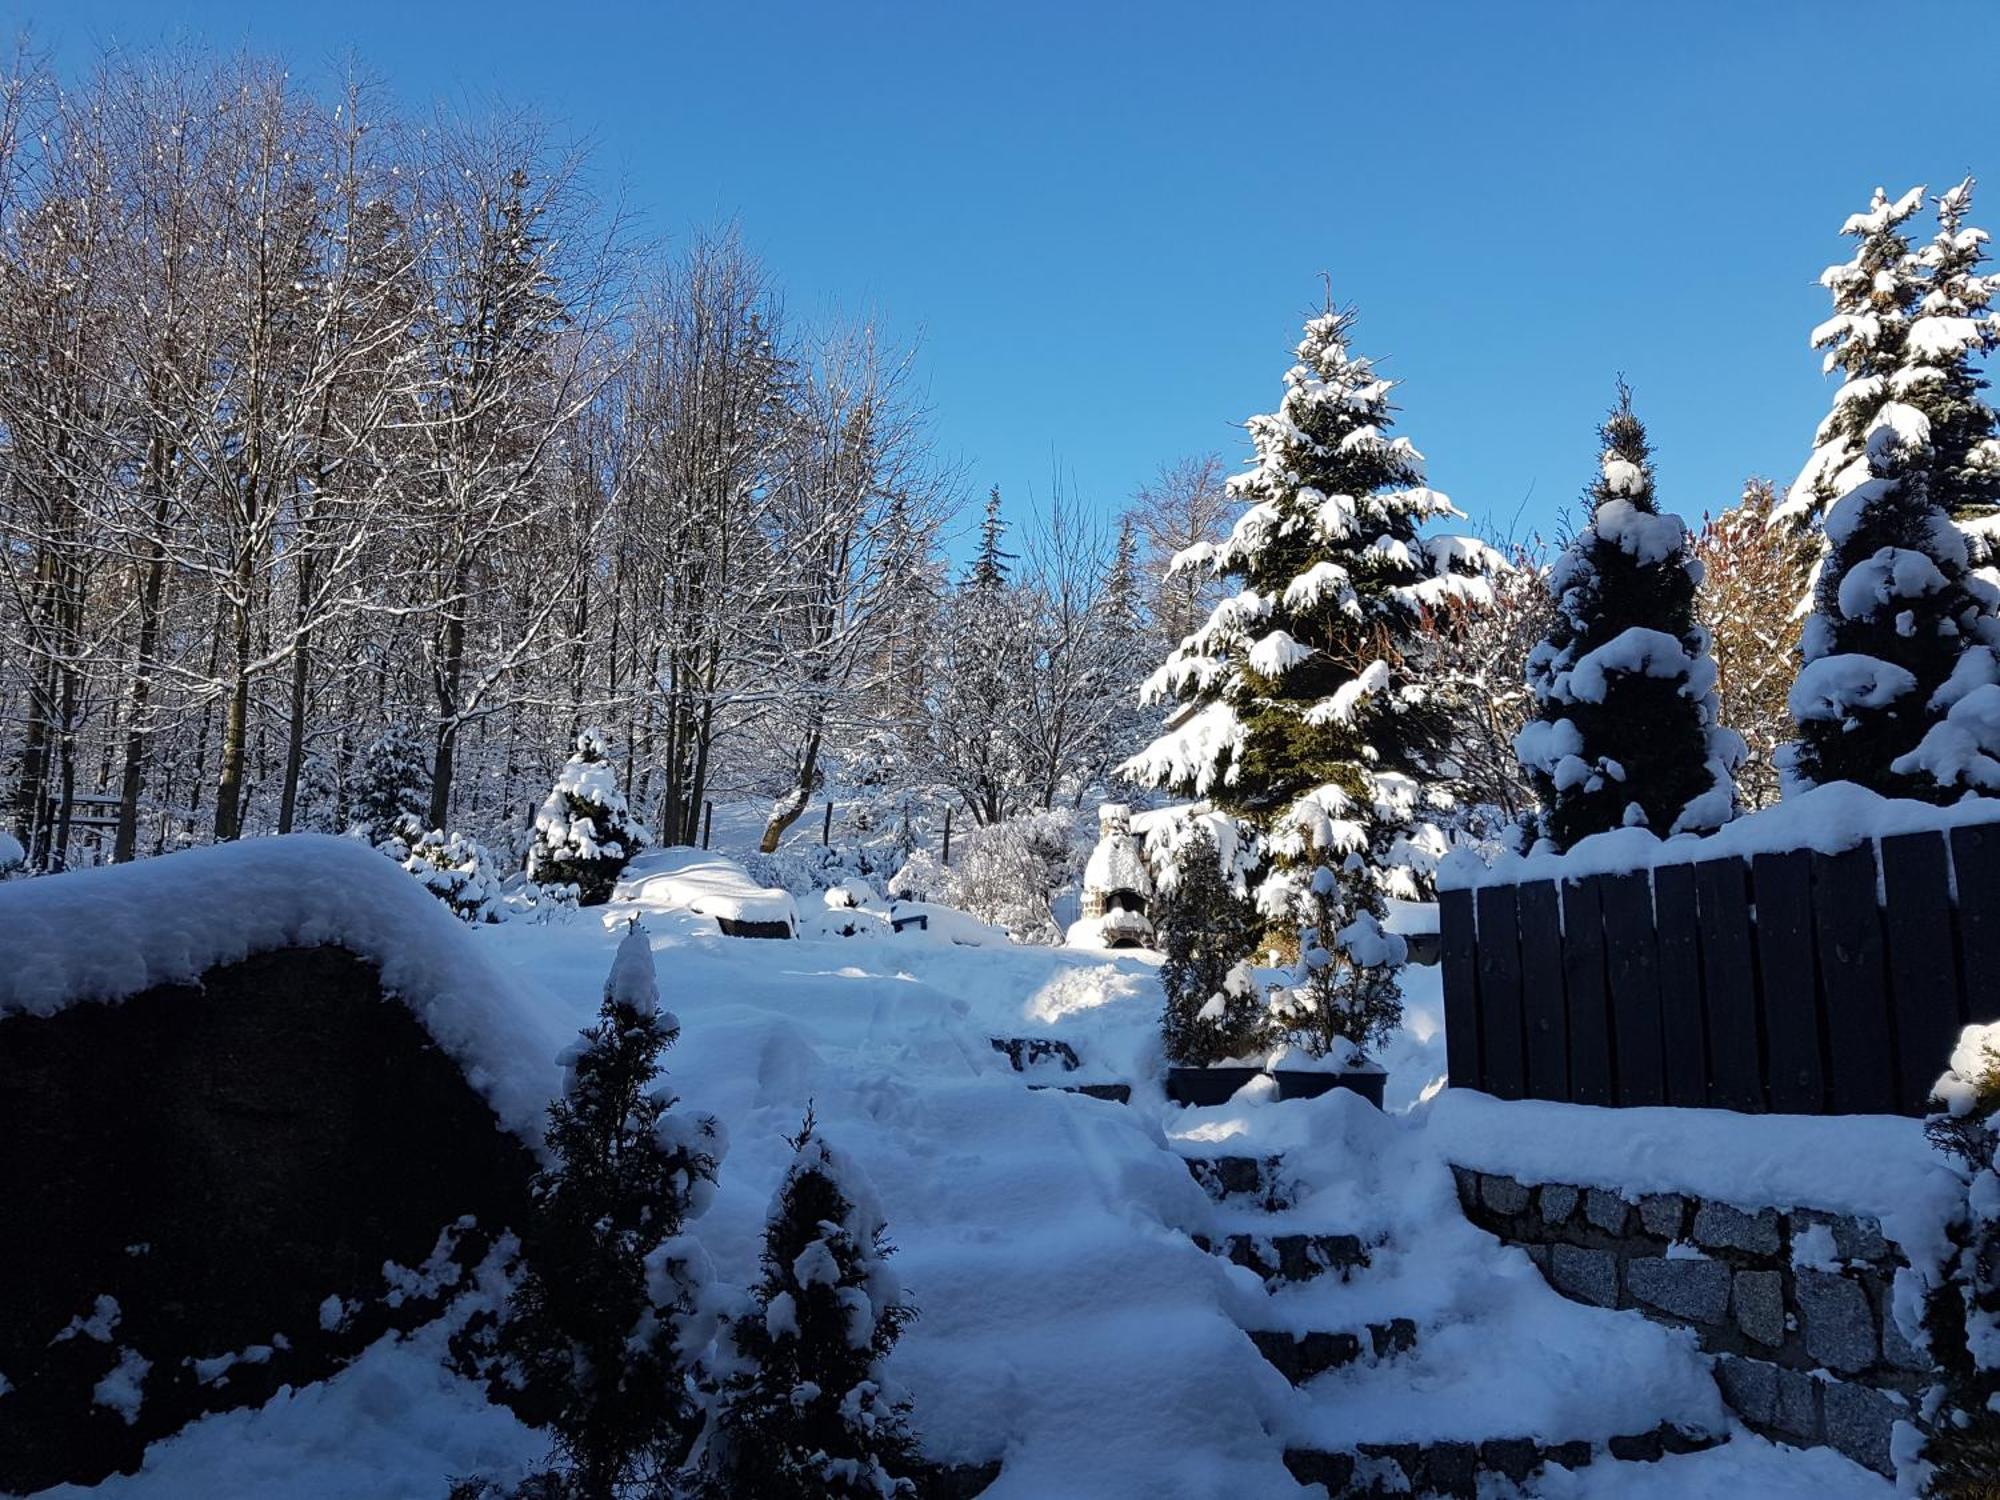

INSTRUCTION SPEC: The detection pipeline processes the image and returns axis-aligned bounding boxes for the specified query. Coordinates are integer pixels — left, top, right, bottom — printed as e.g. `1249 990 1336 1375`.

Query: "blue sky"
23 1 2000 550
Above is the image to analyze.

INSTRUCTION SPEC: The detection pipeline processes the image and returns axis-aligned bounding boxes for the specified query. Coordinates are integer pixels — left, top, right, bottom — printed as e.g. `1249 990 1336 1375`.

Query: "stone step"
1027 1081 1132 1104
1192 1230 1371 1285
1282 1422 1721 1498
1182 1154 1294 1211
990 1036 1079 1073
1249 1318 1417 1385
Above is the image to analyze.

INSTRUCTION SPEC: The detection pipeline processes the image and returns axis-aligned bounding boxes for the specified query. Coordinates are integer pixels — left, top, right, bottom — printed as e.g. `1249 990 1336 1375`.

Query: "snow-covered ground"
14 843 1899 1499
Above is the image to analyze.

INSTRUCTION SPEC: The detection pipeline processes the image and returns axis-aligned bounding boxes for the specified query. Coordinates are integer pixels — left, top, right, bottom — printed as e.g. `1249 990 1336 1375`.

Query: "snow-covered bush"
0 828 25 877
889 806 1085 944
400 825 508 924
526 729 647 906
485 925 725 1495
1517 386 1740 850
1914 1024 2000 1496
1268 860 1407 1059
692 1111 918 1500
346 724 432 846
1156 824 1267 1067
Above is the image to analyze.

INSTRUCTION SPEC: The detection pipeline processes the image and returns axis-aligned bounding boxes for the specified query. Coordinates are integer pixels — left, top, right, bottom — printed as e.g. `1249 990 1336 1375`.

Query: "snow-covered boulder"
0 836 549 1493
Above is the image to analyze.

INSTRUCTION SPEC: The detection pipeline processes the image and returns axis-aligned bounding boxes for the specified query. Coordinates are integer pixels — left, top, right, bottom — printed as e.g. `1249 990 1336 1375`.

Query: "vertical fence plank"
1601 871 1666 1106
1753 849 1825 1113
1811 844 1895 1114
1653 861 1707 1107
1475 883 1527 1100
1882 831 1962 1115
1562 877 1615 1106
1517 880 1569 1100
1951 823 2000 1027
1694 856 1763 1112
1438 886 1482 1093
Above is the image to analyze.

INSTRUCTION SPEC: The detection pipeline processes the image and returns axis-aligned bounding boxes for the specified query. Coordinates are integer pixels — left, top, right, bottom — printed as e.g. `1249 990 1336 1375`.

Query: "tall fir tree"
1911 179 2000 554
496 924 725 1499
1516 386 1740 849
1783 187 2000 798
346 723 433 846
693 1112 918 1500
969 485 1013 589
527 728 648 905
1124 304 1486 1051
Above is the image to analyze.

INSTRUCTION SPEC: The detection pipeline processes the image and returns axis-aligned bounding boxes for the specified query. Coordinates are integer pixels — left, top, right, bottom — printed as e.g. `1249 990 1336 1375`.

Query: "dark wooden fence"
1438 821 2000 1116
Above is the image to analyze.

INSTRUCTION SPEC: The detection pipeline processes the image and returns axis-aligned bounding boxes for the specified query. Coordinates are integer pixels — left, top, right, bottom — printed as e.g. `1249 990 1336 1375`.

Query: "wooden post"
822 801 833 846
941 806 953 866
701 801 713 850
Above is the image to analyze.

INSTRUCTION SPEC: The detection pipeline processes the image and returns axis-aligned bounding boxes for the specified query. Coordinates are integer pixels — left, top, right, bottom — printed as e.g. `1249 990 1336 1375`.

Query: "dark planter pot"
1165 1065 1385 1109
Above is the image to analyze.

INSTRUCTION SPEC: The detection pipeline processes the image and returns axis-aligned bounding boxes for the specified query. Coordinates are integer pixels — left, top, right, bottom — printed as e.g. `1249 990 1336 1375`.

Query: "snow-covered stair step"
1281 1422 1722 1498
1027 1081 1131 1104
1193 1229 1371 1285
1182 1153 1295 1211
1249 1318 1417 1385
989 1035 1079 1072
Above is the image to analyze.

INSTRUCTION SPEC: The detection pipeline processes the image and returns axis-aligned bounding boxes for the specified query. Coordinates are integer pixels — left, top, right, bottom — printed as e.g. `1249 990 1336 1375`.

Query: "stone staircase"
1173 1146 1730 1498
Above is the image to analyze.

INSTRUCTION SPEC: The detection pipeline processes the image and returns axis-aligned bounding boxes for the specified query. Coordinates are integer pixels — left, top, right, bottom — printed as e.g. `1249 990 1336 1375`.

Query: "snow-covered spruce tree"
495 923 725 1498
346 723 432 846
1157 824 1269 1067
1125 305 1495 1052
1912 1025 2000 1496
693 1111 918 1500
528 729 648 906
1516 387 1741 850
1913 179 2000 559
1777 189 2000 798
401 826 508 924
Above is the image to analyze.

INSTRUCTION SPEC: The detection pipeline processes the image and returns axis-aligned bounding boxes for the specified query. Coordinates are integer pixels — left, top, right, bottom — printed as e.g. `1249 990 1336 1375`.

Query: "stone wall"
1451 1166 1922 1477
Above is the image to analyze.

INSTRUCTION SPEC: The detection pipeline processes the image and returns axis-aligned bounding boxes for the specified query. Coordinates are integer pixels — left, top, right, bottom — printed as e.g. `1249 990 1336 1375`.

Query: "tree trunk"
759 728 821 853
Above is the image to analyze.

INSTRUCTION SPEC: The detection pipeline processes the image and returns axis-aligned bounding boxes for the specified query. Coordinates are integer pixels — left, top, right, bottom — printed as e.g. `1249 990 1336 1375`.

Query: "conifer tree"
1783 188 2000 798
527 728 648 906
969 485 1013 589
1915 181 2000 539
1157 824 1269 1067
401 826 507 923
694 1111 918 1500
497 924 725 1500
347 723 432 846
1516 387 1740 849
1124 304 1490 1051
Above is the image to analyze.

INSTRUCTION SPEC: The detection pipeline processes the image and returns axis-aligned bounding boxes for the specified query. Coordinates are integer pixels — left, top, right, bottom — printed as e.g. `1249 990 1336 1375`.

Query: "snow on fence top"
1439 781 2000 891
0 834 564 1143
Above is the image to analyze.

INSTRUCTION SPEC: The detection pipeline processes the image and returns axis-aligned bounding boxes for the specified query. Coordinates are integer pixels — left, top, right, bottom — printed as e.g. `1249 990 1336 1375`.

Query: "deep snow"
2 837 1901 1499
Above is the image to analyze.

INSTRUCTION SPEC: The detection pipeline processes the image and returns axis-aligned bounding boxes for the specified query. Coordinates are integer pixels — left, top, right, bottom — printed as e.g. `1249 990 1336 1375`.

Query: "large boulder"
0 838 555 1493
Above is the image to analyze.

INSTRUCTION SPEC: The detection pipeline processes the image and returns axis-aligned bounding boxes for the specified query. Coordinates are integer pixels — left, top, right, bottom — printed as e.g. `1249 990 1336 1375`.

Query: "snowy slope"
6 840 1896 1499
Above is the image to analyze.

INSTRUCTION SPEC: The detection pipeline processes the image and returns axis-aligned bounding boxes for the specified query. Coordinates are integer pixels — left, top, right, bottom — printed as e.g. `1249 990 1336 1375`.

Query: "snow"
1562 627 1706 705
1790 652 1919 722
1893 681 2000 789
0 828 22 871
1441 779 2000 890
1081 828 1151 898
1595 497 1685 565
13 832 1916 1499
615 848 799 933
1837 546 1949 619
0 834 565 1143
1246 628 1314 677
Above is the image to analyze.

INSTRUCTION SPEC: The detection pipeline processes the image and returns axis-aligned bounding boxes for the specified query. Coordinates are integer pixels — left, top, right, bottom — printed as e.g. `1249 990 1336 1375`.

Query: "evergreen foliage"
528 728 648 905
969 485 1013 589
1915 1026 2000 1496
401 826 508 924
347 724 433 845
1914 179 2000 551
494 923 725 1499
694 1111 918 1500
1783 187 2000 799
1156 824 1268 1067
1125 304 1496 1049
1516 386 1740 849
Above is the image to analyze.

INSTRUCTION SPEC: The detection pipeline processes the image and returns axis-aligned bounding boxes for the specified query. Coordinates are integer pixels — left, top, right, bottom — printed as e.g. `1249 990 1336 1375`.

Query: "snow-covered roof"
1082 831 1152 897
0 834 563 1143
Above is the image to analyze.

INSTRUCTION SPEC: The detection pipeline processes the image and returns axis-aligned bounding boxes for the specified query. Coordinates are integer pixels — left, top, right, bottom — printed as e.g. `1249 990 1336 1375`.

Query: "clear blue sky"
22 1 2000 549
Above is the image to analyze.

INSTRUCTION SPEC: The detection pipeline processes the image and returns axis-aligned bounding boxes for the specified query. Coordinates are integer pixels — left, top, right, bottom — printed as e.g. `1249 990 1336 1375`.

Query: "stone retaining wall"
1450 1165 1923 1477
